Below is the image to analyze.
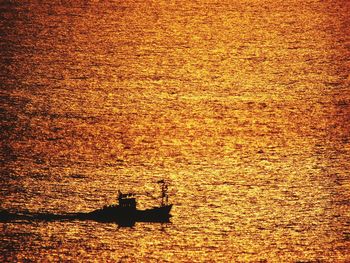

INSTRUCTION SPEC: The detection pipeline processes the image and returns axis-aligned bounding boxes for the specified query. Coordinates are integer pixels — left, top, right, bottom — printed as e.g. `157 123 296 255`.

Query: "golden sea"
1 0 350 262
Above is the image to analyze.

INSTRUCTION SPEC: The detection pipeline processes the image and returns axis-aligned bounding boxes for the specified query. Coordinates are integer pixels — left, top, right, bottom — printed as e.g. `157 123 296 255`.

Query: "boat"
86 180 173 224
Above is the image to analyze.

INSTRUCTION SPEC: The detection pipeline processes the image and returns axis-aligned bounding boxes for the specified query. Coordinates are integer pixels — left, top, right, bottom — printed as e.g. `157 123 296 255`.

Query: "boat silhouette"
86 180 173 224
0 180 172 226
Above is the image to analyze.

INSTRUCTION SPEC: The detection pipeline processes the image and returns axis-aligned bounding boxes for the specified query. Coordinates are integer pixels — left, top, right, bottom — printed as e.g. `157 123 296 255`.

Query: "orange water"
1 0 350 262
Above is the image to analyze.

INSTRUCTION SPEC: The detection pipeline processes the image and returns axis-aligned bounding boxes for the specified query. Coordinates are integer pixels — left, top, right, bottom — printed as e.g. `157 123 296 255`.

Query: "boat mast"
158 180 168 207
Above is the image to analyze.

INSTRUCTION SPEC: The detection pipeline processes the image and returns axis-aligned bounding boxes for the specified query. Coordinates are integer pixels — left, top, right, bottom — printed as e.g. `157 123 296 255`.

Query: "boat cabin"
118 192 136 209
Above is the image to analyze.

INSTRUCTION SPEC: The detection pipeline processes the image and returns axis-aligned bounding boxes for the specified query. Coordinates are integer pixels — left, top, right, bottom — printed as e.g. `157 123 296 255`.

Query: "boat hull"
137 204 173 222
86 204 173 223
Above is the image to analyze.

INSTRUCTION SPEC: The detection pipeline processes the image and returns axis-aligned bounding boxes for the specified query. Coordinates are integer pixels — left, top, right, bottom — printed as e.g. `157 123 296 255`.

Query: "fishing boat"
87 180 172 223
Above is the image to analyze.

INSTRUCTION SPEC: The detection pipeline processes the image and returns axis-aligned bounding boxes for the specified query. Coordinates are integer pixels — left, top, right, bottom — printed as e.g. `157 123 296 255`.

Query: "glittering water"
1 0 350 262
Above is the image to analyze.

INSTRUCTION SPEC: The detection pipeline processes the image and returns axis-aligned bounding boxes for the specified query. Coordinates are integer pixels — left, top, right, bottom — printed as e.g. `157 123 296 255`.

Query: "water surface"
1 0 350 262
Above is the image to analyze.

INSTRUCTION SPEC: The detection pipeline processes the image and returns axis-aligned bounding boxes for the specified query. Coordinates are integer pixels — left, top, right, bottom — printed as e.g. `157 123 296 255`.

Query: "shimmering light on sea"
1 0 350 262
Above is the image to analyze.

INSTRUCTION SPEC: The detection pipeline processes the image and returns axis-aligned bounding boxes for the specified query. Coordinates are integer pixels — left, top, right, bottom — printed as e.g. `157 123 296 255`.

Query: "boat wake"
0 209 89 222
